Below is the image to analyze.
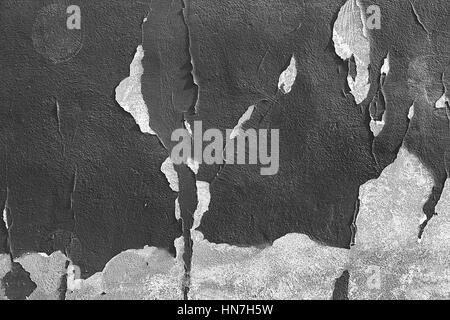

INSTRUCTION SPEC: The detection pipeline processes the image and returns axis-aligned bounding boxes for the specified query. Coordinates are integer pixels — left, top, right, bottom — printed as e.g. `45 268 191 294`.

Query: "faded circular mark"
32 4 83 64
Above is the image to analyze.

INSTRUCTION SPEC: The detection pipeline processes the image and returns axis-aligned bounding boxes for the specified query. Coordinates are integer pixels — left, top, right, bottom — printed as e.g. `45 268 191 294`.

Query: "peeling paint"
408 104 415 120
15 252 67 300
230 105 255 139
115 45 155 135
187 157 200 175
190 232 349 300
2 209 7 230
278 55 297 95
161 157 179 192
192 181 211 231
161 157 183 220
175 198 181 221
369 112 386 137
333 0 370 104
369 53 390 137
381 53 390 77
0 254 11 299
66 242 184 300
349 146 450 299
355 147 433 248
435 93 449 109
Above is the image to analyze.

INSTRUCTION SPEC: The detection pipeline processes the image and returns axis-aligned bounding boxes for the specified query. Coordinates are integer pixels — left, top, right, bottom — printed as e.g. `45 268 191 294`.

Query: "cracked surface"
1 0 450 300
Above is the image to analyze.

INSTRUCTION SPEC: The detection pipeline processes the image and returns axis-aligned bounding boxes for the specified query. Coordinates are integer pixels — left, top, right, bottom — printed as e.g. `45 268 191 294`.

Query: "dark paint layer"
1 262 37 300
0 0 181 277
1 0 450 299
332 270 349 300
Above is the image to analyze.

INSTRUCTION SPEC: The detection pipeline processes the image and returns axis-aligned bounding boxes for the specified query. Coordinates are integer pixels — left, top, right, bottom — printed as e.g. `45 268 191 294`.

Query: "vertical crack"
409 0 431 36
332 270 350 300
175 164 197 299
55 100 65 155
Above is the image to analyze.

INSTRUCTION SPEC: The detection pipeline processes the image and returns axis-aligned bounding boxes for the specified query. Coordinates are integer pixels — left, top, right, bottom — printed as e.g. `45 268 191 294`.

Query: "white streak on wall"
184 120 192 136
2 209 7 229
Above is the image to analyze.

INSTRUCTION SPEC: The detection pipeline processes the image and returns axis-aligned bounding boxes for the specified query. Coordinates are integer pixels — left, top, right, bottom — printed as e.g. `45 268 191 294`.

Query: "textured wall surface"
0 0 449 300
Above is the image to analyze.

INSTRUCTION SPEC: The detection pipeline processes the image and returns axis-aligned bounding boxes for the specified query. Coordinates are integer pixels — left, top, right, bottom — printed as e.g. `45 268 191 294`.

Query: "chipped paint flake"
435 93 449 109
333 0 371 104
278 55 297 94
408 104 415 119
115 45 155 135
161 157 181 221
2 209 7 229
230 105 255 139
381 53 390 76
175 198 181 221
161 157 179 192
370 112 386 137
192 181 211 231
187 157 200 175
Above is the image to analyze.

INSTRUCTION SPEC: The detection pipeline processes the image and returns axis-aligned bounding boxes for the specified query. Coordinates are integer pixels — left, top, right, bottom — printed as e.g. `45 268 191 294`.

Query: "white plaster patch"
15 251 68 300
355 146 433 249
115 45 155 135
349 146 450 299
0 254 11 300
278 55 297 94
66 244 184 300
190 231 349 300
